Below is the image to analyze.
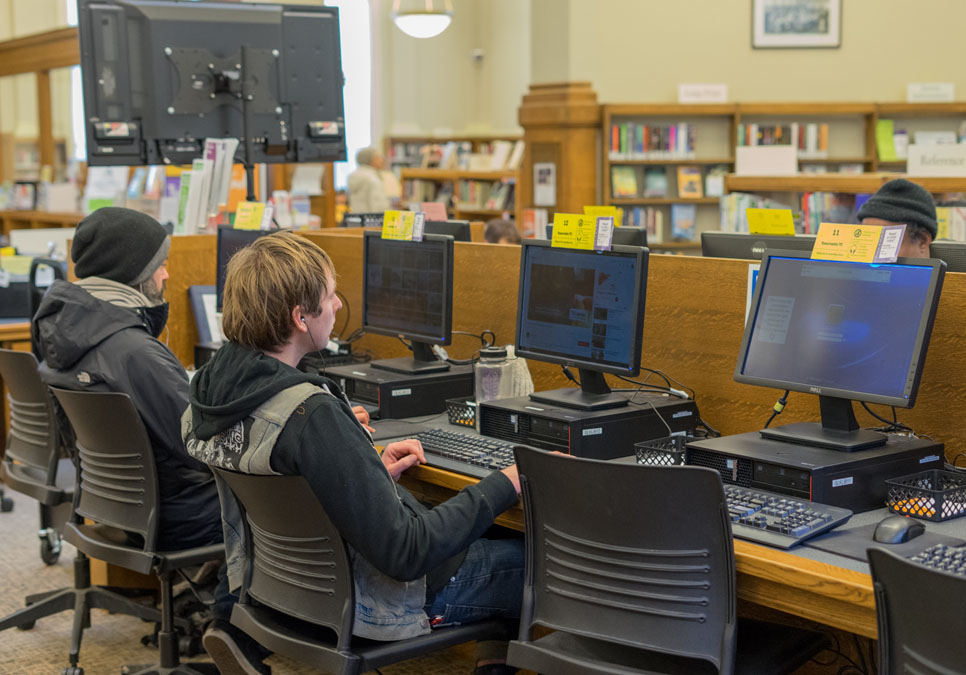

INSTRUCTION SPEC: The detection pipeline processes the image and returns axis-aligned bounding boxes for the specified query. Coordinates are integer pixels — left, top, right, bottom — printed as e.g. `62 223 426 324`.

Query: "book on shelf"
608 122 696 160
643 168 668 198
935 205 966 241
619 206 664 244
705 165 728 198
718 192 793 233
521 208 549 239
489 140 514 171
800 192 856 234
438 141 459 170
670 203 697 241
737 121 828 159
677 166 703 199
611 166 639 198
505 140 526 171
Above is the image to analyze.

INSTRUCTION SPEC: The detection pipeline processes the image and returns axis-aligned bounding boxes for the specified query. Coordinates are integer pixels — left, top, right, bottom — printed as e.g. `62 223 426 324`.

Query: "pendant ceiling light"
391 0 453 39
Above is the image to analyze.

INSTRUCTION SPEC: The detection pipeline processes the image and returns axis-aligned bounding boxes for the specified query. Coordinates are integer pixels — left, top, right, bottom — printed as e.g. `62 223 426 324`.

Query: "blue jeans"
424 537 524 627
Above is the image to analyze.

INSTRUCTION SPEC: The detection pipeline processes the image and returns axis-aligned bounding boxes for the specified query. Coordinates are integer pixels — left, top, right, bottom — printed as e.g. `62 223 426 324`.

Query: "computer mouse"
873 515 926 544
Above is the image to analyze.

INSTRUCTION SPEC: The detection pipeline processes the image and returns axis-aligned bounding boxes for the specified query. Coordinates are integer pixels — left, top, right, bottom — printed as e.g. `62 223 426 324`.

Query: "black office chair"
507 446 829 675
51 387 223 675
0 348 73 556
0 353 166 674
213 468 513 675
868 547 966 674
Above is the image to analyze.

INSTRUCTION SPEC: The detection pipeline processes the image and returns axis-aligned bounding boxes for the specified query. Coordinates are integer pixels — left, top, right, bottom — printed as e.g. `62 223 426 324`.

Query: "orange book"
818 124 829 152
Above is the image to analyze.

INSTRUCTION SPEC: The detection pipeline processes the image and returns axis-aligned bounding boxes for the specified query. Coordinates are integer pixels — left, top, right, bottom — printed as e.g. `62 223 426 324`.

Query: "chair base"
121 664 219 675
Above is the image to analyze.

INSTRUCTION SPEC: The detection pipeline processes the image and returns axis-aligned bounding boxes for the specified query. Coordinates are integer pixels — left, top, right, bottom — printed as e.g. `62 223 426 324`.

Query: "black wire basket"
885 469 966 522
634 435 692 467
446 396 477 428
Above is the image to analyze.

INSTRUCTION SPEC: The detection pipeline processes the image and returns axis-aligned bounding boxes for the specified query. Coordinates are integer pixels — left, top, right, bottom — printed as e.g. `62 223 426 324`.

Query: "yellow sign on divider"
811 222 906 263
234 202 265 230
550 213 598 250
747 208 795 235
583 205 623 229
382 210 416 240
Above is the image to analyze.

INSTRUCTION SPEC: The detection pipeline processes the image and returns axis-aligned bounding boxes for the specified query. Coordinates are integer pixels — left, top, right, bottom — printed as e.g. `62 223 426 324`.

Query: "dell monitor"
929 241 966 273
424 220 472 242
545 225 647 248
341 212 384 228
735 250 945 451
77 0 346 168
363 231 454 374
702 232 817 260
515 240 649 411
216 227 272 311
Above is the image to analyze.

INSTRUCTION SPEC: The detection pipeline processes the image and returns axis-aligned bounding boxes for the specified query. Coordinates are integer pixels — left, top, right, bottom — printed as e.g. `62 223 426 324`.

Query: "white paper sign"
735 146 798 176
0 269 9 289
678 83 728 104
907 143 966 177
594 217 614 251
907 82 955 103
533 162 556 207
412 212 425 242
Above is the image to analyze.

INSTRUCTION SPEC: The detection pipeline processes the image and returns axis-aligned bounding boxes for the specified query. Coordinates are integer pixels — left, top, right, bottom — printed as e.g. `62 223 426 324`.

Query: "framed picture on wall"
752 0 841 49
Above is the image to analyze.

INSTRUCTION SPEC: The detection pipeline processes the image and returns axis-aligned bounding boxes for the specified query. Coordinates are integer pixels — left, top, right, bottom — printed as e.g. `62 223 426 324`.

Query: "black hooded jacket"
33 280 221 551
186 341 518 583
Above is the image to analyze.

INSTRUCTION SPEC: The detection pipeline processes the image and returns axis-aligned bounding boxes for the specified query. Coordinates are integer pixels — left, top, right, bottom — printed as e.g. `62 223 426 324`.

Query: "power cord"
333 290 350 339
763 390 790 429
433 329 499 366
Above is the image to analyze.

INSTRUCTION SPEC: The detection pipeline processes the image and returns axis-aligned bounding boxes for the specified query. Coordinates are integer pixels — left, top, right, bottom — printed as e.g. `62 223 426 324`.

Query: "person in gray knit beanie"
857 178 936 258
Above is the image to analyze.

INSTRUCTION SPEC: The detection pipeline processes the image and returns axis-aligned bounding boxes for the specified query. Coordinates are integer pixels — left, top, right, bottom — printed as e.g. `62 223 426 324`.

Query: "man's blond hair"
222 231 335 351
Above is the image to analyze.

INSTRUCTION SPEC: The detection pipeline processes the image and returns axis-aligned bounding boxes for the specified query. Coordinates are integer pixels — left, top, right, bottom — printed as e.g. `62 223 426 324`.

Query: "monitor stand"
370 341 450 375
528 369 629 411
759 396 887 452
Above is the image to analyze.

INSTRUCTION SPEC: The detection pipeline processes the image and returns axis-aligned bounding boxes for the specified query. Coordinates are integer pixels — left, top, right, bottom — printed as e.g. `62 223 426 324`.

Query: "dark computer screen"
363 231 454 373
78 0 346 167
216 227 271 311
515 241 649 410
424 220 472 242
735 252 945 450
929 241 966 273
702 232 817 260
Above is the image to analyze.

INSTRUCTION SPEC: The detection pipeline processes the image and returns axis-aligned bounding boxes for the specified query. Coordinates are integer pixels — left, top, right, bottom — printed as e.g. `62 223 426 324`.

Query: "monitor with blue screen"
735 250 945 450
515 240 648 410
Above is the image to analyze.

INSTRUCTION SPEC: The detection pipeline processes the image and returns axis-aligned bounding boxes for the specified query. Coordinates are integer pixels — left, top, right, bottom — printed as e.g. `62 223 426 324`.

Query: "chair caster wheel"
0 496 13 512
16 620 35 630
61 666 83 675
40 530 62 565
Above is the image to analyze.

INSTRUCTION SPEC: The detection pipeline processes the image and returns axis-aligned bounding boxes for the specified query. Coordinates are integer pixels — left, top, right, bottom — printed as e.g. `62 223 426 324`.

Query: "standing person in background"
348 146 392 213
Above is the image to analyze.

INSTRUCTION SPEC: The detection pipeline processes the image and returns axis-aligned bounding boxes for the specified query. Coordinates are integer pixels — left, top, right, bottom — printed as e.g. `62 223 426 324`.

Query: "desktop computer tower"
686 432 944 513
478 392 699 460
326 362 474 419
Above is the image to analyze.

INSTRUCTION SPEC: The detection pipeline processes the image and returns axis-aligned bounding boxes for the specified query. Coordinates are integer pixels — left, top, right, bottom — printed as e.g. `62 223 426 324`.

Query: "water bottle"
474 346 514 406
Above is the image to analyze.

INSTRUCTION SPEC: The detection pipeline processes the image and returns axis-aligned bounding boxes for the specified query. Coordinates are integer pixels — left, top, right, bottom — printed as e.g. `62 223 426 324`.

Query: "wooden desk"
399 464 877 639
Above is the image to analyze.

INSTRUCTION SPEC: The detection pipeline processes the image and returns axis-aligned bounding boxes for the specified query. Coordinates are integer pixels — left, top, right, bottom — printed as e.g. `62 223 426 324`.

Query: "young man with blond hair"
183 231 523 674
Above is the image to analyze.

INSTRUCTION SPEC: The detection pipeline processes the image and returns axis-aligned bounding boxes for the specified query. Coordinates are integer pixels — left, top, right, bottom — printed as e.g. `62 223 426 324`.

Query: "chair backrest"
868 547 966 674
514 446 737 672
0 348 59 479
213 469 354 647
50 387 159 550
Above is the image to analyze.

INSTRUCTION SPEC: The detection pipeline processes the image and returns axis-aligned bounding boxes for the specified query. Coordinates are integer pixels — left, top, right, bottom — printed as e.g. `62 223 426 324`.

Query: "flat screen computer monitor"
702 232 817 260
363 231 454 374
544 225 647 248
735 250 946 451
216 227 271 311
424 220 472 242
341 212 384 228
929 241 966 273
77 0 346 167
515 240 649 411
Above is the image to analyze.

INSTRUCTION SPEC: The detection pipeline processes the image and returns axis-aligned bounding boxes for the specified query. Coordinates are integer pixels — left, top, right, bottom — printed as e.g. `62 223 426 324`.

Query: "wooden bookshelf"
0 209 84 237
873 102 966 170
724 174 966 195
385 134 522 174
399 167 519 222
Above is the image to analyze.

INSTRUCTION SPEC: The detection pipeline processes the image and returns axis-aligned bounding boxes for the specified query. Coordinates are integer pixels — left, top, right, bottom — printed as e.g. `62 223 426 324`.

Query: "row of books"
611 165 727 199
389 139 524 172
737 122 829 158
718 192 794 233
402 178 515 211
875 118 966 163
608 122 697 160
617 203 697 243
938 205 966 241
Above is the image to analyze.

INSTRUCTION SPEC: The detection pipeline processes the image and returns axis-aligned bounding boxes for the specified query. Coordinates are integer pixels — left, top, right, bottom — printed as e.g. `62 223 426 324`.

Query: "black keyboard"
413 428 516 479
909 543 966 577
725 484 853 549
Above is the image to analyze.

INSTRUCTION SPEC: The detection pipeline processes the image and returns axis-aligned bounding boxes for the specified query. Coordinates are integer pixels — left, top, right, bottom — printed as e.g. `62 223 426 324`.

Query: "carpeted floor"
0 487 478 674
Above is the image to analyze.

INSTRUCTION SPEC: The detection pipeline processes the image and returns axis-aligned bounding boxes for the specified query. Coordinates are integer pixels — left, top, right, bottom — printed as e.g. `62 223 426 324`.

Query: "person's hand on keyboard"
500 465 521 495
381 439 426 481
352 405 375 433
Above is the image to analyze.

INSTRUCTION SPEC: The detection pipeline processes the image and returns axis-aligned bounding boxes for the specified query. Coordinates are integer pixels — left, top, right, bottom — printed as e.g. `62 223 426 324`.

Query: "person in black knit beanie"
857 178 937 258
